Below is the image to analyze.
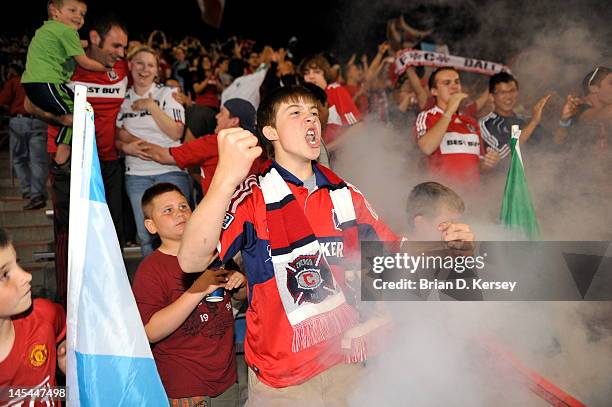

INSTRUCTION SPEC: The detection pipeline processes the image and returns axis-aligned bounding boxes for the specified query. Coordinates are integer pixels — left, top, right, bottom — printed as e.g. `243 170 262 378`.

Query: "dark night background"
3 0 611 62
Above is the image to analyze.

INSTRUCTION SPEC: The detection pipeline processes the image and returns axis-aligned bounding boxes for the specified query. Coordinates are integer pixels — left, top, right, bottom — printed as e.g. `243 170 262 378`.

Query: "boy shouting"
179 86 474 406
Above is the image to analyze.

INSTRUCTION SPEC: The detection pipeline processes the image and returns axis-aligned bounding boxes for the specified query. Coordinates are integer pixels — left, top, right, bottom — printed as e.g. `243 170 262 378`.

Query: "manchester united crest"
286 253 336 305
29 343 48 367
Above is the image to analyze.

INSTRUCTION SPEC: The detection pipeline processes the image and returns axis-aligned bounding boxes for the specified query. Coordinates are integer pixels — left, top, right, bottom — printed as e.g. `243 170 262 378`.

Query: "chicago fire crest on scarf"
259 164 359 352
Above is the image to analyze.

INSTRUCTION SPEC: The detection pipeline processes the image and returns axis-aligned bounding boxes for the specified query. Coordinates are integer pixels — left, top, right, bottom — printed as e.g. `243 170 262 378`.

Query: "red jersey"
217 162 398 388
0 76 29 116
415 105 483 185
48 59 129 161
0 299 66 407
170 134 265 195
324 83 361 144
194 83 220 109
344 83 368 115
132 250 236 398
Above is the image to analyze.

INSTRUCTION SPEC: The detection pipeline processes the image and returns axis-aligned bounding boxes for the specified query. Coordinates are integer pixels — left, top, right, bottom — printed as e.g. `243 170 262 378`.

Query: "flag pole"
66 84 89 406
66 85 167 405
500 125 541 240
511 125 522 163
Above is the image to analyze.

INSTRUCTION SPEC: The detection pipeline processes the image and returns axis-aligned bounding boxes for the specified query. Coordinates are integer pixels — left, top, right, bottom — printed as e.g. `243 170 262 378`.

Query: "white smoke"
320 1 612 405
331 114 611 406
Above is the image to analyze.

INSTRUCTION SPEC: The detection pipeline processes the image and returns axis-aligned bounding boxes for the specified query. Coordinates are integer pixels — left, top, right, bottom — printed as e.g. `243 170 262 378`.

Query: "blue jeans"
125 171 192 256
9 116 48 199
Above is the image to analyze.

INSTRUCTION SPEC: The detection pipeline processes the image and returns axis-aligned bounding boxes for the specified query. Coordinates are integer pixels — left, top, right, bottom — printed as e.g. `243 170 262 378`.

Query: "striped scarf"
259 161 359 353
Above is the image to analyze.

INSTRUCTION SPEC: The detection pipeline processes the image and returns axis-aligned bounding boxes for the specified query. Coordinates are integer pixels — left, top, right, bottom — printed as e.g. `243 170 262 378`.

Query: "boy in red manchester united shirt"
0 228 66 407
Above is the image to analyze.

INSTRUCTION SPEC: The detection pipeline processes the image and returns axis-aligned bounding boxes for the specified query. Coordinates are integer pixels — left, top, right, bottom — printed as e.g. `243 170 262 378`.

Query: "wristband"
558 118 572 128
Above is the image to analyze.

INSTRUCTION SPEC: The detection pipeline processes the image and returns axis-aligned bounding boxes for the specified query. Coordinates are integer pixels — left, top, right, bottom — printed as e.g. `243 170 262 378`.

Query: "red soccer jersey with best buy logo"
47 59 129 161
415 105 484 185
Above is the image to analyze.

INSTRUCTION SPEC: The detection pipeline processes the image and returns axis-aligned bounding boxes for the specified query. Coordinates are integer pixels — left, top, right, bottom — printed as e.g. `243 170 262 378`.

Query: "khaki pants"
169 382 239 407
245 363 364 407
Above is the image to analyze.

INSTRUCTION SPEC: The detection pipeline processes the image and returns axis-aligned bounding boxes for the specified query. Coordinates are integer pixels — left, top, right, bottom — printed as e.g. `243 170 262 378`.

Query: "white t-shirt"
117 83 186 176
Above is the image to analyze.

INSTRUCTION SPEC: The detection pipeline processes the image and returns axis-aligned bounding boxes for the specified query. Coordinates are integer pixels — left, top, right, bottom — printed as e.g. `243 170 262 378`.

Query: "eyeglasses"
587 67 601 87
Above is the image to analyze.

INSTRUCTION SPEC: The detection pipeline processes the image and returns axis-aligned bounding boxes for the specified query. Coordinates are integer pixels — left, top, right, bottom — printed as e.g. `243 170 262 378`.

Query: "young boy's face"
51 0 87 30
0 244 33 318
266 98 322 164
144 191 192 242
413 205 463 241
303 67 328 90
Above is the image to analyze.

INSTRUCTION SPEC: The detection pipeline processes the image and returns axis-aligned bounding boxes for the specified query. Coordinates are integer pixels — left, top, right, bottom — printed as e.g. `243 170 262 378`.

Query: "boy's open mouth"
306 128 319 146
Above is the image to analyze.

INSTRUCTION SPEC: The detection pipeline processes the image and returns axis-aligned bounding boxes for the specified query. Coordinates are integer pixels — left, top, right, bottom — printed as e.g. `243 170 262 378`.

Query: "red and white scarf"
259 162 360 353
259 161 392 361
393 49 511 77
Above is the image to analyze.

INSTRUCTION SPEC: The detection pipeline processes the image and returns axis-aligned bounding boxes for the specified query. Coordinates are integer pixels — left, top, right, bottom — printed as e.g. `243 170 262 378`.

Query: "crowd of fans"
1 1 610 406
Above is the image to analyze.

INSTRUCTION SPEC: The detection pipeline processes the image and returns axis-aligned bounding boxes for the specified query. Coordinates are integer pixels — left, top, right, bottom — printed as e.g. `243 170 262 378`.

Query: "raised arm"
417 93 468 155
365 42 390 84
474 88 490 113
519 94 551 144
553 95 583 145
178 128 262 272
405 66 429 110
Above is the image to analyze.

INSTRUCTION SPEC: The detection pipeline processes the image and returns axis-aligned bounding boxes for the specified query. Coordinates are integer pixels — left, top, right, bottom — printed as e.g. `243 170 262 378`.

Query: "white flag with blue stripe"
66 85 167 406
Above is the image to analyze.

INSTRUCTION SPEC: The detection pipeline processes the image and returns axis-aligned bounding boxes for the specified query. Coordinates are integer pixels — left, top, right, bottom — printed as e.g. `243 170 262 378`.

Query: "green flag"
500 125 540 239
